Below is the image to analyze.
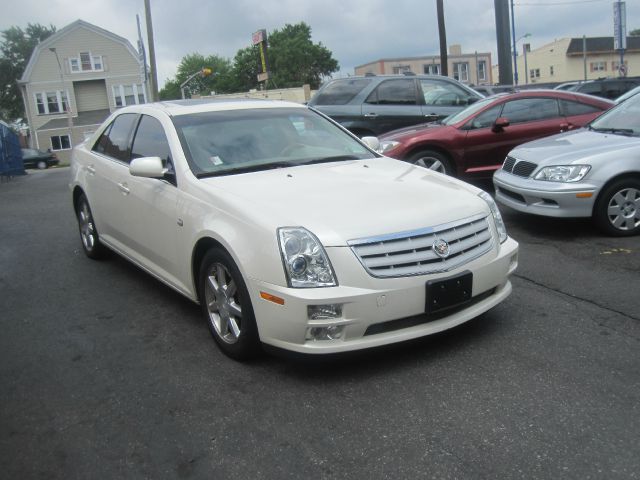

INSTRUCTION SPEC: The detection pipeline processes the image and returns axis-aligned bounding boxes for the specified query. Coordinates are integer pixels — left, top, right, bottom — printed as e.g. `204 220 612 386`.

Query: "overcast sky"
2 0 638 88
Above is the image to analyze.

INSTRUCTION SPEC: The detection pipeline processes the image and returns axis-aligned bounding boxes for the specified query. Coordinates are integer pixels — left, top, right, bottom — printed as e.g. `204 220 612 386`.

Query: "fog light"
307 304 342 320
305 325 345 341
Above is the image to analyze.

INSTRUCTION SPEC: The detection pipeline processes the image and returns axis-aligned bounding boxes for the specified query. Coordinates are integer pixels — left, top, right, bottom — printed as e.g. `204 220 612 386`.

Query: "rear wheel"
75 193 108 259
37 160 47 170
594 179 640 236
199 249 261 360
407 150 453 175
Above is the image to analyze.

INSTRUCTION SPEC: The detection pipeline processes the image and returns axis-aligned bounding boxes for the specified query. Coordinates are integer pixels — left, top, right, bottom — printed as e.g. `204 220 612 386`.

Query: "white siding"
74 80 109 111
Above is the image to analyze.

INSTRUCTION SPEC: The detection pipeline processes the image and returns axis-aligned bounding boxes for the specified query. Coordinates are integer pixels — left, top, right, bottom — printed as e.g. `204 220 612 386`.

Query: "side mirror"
130 156 166 178
361 136 380 151
492 117 510 132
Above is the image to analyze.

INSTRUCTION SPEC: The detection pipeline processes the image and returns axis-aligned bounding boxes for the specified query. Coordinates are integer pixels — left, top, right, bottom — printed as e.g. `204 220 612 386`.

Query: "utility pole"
494 0 513 85
436 0 448 76
144 0 159 101
510 0 518 85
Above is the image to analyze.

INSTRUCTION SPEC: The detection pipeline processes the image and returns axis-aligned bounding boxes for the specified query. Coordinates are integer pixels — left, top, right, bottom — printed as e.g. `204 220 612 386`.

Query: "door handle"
117 182 130 195
424 113 439 120
363 113 378 118
560 122 575 132
87 165 96 175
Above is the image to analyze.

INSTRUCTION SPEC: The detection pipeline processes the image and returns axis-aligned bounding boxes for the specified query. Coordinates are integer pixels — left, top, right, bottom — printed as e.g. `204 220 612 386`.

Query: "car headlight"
478 191 508 244
377 140 400 154
534 165 591 182
278 227 337 288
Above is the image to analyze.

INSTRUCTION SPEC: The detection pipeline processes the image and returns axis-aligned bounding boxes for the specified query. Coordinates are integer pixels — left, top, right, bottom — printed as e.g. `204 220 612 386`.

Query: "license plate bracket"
426 271 473 315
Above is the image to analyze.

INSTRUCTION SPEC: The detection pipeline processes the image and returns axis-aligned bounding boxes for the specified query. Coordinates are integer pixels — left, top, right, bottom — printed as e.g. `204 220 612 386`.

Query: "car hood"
510 128 640 165
379 122 447 141
200 157 487 246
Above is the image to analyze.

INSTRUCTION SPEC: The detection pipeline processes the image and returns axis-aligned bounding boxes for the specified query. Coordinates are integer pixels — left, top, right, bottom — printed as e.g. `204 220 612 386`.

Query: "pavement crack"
512 273 640 323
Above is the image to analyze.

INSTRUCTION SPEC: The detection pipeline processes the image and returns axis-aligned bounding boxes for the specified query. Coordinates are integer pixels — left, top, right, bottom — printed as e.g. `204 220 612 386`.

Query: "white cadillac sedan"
70 99 518 360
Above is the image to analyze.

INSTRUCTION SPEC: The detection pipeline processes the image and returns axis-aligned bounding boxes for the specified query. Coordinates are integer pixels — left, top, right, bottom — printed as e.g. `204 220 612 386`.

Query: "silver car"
493 92 640 236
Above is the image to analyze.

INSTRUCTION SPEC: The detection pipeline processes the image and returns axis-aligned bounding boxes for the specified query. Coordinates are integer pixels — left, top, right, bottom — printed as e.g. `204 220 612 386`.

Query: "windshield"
589 92 640 136
442 96 499 126
172 107 376 177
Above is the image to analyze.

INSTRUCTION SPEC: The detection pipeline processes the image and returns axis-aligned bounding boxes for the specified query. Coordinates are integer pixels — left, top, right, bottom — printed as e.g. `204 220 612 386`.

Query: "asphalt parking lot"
1 168 639 479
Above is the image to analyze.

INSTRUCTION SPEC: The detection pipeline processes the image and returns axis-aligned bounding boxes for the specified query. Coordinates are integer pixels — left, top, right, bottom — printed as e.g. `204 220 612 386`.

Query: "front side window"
173 107 375 177
51 135 71 151
421 79 475 107
501 98 560 124
365 79 417 105
467 104 503 129
131 115 172 168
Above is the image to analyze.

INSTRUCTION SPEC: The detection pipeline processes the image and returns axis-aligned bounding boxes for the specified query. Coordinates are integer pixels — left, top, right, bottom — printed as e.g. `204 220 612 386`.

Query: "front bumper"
493 169 598 218
247 237 518 354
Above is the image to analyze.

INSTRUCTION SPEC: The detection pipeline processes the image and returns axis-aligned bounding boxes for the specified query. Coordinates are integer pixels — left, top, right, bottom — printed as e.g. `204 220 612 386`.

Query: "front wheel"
407 150 453 175
199 249 261 360
594 179 640 236
37 160 47 170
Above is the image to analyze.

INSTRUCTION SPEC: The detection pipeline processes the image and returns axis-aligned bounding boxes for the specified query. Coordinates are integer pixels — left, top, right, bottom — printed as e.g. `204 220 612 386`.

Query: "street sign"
619 63 627 77
613 1 627 50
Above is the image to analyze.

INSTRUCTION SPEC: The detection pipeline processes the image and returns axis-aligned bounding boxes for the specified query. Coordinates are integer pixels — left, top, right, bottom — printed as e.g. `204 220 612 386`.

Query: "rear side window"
560 99 602 116
365 79 418 105
131 115 172 169
577 83 602 96
501 98 560 124
312 79 371 105
93 113 138 162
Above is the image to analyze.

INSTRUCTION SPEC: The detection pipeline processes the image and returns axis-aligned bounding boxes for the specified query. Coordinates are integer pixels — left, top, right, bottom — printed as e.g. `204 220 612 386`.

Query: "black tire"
199 248 261 361
75 193 109 259
594 178 640 236
407 149 454 176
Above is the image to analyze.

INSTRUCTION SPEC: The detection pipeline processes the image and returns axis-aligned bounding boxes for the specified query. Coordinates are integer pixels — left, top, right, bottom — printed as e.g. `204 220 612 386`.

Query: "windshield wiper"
589 126 635 136
196 161 294 178
297 155 362 166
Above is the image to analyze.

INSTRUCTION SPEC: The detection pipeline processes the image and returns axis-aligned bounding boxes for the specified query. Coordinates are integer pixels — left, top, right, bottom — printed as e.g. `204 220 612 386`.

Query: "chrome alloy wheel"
204 263 243 344
78 202 97 251
414 156 446 173
607 187 640 231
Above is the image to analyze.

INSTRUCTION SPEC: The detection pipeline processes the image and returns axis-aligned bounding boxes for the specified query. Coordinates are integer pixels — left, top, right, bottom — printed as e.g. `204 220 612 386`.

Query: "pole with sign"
613 1 626 76
252 29 270 85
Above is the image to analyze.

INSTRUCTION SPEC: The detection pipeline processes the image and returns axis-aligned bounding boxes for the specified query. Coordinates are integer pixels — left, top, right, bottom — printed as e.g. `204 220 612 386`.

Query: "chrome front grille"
348 214 493 278
502 156 537 178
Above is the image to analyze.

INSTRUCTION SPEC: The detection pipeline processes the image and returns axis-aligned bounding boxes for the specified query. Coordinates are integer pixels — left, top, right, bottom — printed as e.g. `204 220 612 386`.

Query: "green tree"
267 22 338 89
0 23 56 121
159 53 233 100
229 45 261 92
630 28 640 36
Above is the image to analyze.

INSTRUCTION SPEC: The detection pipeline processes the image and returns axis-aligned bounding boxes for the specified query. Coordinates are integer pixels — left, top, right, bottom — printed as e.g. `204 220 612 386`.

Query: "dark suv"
569 77 640 100
308 74 483 137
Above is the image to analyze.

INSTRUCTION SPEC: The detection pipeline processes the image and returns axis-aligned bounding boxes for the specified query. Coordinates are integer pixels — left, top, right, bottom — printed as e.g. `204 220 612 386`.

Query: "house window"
69 51 104 73
529 69 541 79
34 90 68 115
392 65 411 74
423 64 440 75
112 84 146 107
478 60 487 81
550 66 554 76
453 62 469 82
590 61 606 72
51 134 71 151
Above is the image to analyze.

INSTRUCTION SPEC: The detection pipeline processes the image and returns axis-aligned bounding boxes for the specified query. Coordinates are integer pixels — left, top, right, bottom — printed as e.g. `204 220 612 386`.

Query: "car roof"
118 98 307 117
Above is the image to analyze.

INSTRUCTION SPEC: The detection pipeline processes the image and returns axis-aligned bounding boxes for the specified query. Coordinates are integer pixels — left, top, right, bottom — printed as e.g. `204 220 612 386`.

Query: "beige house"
18 20 148 163
354 45 493 86
494 36 640 86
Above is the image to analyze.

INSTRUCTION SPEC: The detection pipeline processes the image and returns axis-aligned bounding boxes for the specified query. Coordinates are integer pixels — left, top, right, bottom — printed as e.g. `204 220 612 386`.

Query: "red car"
378 90 613 178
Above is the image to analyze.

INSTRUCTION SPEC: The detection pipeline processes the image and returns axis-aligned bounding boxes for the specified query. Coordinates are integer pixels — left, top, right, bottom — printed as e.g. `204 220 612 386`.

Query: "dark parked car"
308 74 483 137
377 90 613 178
567 77 640 100
21 148 59 169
